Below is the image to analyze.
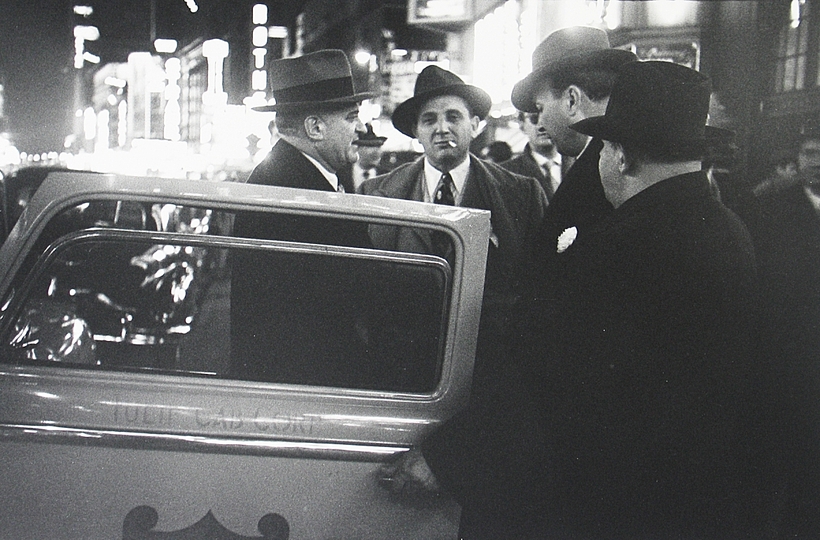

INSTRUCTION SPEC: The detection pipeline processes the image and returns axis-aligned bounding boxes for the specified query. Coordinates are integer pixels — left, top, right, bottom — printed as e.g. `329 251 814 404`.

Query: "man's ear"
304 115 324 141
565 85 583 116
616 143 635 174
470 115 481 137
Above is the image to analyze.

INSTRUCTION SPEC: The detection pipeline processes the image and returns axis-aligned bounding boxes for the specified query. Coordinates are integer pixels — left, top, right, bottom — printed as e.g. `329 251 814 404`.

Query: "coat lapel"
367 159 434 253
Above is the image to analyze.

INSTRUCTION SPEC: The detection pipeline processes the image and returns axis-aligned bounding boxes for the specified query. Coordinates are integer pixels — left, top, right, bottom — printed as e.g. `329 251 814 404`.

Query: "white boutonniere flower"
556 226 578 253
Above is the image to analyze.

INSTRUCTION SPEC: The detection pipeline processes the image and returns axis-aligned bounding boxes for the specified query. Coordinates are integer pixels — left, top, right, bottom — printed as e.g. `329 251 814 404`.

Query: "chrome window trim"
0 227 453 389
0 423 409 462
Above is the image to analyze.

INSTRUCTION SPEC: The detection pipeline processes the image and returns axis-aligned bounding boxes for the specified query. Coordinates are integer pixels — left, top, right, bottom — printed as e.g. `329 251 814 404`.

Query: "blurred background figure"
753 155 799 197
480 140 512 163
502 111 564 201
748 121 820 539
753 122 820 350
350 123 387 190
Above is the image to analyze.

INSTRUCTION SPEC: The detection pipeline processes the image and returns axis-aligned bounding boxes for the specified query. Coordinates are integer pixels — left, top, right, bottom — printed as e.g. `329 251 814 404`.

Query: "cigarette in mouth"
446 140 457 148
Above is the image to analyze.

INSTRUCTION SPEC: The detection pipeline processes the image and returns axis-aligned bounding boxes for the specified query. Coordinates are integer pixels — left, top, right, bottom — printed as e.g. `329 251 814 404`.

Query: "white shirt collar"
531 149 549 167
301 152 340 191
423 157 470 204
577 136 594 158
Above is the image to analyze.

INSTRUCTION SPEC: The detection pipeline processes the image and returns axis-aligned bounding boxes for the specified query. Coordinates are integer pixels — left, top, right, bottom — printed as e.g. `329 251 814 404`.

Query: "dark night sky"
0 0 305 154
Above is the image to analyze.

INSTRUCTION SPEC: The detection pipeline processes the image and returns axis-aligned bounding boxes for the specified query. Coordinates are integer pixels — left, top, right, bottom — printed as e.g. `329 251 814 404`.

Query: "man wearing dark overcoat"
385 61 778 540
230 50 374 386
510 26 636 286
359 65 548 402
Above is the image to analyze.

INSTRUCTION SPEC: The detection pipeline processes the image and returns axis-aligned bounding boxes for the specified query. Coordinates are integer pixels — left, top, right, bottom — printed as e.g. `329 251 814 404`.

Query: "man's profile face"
414 95 478 171
317 105 365 171
534 85 587 158
798 138 820 189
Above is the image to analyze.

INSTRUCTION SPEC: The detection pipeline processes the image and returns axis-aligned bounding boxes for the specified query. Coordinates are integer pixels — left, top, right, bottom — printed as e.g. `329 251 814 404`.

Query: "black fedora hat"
511 26 637 113
353 123 387 147
571 61 728 155
253 49 375 112
391 65 492 137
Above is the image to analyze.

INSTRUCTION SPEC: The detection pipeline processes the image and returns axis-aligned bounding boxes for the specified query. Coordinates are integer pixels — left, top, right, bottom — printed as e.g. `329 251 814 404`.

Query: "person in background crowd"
349 122 387 190
502 111 564 201
383 59 779 540
749 123 820 537
359 64 547 404
481 140 513 163
510 26 636 283
752 123 820 343
230 49 374 384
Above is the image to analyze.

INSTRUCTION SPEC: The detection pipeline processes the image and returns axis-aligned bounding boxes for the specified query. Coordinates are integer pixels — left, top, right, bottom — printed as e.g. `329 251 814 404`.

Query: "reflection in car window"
1 201 452 393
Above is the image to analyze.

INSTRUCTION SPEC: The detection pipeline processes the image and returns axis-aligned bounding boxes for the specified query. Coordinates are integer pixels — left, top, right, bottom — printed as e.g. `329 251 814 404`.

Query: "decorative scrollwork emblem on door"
123 506 289 540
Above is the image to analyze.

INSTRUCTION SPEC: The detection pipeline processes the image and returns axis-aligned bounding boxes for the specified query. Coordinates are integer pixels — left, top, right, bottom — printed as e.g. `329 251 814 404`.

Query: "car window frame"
0 171 490 459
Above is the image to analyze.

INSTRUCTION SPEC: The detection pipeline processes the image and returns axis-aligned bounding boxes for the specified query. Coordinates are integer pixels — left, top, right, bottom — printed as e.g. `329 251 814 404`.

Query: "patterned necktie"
434 172 455 205
431 172 455 262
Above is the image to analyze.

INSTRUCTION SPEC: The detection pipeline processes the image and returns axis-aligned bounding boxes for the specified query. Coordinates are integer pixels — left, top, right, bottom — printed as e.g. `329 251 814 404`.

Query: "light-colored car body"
0 172 491 539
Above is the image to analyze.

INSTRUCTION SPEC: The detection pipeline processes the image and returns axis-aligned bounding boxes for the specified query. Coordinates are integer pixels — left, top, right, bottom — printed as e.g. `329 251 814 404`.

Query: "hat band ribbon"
273 76 356 105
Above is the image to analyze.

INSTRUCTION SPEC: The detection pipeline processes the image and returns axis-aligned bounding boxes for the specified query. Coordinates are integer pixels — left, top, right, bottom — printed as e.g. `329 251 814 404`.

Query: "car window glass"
0 200 453 393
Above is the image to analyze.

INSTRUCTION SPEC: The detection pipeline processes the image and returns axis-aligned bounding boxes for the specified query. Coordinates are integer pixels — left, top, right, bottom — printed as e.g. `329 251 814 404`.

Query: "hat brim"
392 84 492 138
511 49 637 112
571 115 732 155
253 91 376 112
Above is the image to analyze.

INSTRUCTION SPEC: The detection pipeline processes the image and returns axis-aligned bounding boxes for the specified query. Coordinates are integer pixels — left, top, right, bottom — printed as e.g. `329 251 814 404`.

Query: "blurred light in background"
154 39 178 54
73 5 93 17
473 1 528 107
268 26 288 39
73 24 99 69
645 0 697 27
252 3 268 25
251 5 269 98
355 50 372 66
791 0 805 28
83 107 96 141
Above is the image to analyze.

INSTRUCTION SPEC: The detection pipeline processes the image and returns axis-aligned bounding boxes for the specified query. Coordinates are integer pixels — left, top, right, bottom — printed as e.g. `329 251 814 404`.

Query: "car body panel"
0 172 491 539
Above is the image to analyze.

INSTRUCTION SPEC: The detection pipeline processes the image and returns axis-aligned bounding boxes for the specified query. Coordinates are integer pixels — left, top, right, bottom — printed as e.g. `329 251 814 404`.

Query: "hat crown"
253 49 373 111
532 26 614 72
414 65 466 96
270 49 353 91
510 26 636 113
606 61 710 143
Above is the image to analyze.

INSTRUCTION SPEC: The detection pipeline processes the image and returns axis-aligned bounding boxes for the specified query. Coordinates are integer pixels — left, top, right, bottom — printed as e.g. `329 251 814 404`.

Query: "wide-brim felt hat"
392 65 492 137
253 49 375 112
511 26 637 113
353 123 387 147
570 60 729 155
